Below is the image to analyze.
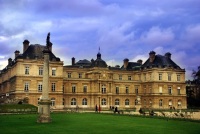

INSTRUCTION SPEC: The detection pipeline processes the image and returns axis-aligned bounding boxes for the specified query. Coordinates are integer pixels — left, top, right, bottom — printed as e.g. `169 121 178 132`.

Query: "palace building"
0 38 187 110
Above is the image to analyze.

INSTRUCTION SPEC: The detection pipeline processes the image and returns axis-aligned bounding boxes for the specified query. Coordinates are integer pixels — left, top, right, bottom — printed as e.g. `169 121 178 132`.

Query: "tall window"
83 85 87 93
39 67 43 75
115 99 120 105
101 98 106 105
126 87 129 94
68 73 71 78
159 73 162 80
116 86 119 94
178 100 181 107
24 82 29 92
82 98 87 105
119 75 122 80
169 100 172 107
25 66 29 75
51 98 55 106
168 74 171 81
177 87 181 95
159 99 163 106
52 68 56 76
71 98 76 105
72 85 76 93
38 82 42 92
177 74 180 81
168 86 172 94
125 99 129 106
79 73 82 78
52 83 56 92
149 99 152 106
102 84 106 94
128 76 132 80
135 86 138 94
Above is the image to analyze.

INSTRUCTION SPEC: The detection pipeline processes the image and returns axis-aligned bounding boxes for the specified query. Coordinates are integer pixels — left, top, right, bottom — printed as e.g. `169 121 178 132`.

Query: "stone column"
37 49 52 123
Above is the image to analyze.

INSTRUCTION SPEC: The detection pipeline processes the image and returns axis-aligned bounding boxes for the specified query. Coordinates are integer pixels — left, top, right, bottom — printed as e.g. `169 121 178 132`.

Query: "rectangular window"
79 73 82 78
159 74 162 80
119 75 122 80
51 83 56 92
38 82 42 92
24 82 29 92
102 84 106 94
144 88 146 94
168 74 171 81
25 66 29 75
126 87 129 94
177 74 180 81
39 67 43 75
168 86 172 94
72 85 76 93
177 87 181 95
52 68 56 76
116 86 119 94
68 73 71 78
128 76 132 80
83 85 87 93
135 86 138 94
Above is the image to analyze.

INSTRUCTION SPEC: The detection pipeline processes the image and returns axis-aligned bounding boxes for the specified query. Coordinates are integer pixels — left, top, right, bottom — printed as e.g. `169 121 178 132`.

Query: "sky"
0 0 200 80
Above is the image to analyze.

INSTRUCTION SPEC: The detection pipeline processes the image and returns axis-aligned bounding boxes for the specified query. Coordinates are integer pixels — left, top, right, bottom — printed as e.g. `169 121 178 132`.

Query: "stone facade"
0 39 187 110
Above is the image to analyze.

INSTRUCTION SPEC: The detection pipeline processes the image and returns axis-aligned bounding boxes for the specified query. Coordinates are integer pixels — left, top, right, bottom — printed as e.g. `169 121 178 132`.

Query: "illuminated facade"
0 40 187 110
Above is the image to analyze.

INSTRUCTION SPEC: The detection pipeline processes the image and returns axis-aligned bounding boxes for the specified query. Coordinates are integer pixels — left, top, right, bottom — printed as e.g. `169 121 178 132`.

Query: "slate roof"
142 54 180 69
16 44 60 61
91 52 108 68
121 62 141 70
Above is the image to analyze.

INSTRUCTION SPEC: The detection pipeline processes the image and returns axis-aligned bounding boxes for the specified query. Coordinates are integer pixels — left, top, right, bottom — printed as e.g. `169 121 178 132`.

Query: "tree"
187 66 200 107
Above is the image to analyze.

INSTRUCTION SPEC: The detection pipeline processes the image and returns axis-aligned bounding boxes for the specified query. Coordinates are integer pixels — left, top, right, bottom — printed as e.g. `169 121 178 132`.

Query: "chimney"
14 50 20 58
123 58 129 69
8 58 12 65
72 57 75 65
137 59 143 65
165 52 171 59
149 51 156 62
23 40 30 53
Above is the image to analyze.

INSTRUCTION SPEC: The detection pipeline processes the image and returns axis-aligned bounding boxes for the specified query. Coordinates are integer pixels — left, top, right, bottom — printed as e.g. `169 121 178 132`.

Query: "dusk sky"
0 0 200 80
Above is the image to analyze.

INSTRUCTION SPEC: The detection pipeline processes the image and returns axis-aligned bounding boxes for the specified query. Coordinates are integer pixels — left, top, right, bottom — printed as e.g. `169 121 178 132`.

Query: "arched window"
159 99 163 106
125 99 129 106
149 99 152 106
115 99 120 105
71 98 76 105
169 99 172 107
101 98 106 105
178 100 181 107
82 98 87 105
51 98 55 106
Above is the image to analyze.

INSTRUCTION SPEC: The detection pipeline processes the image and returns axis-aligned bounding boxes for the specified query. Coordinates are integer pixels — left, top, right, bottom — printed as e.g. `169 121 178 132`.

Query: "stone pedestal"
37 99 51 123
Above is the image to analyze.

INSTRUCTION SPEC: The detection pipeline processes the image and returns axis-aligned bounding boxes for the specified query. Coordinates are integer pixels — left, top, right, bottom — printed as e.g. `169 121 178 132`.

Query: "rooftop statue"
46 32 50 46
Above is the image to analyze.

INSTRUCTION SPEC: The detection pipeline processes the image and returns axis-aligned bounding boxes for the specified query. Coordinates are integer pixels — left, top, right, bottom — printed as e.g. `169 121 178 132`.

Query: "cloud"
140 27 175 46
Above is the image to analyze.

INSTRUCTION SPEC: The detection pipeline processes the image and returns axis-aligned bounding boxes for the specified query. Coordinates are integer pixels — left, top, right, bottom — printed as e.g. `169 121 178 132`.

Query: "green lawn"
0 113 200 134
